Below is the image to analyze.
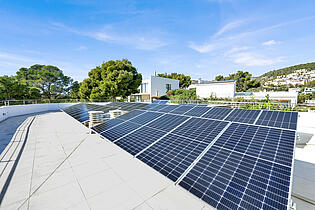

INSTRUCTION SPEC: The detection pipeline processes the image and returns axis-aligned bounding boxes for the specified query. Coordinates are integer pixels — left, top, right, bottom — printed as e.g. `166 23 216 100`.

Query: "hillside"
258 62 315 81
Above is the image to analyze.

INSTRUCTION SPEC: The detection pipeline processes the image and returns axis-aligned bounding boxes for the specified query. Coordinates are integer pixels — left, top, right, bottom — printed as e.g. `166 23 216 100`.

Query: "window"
166 84 171 92
140 83 148 93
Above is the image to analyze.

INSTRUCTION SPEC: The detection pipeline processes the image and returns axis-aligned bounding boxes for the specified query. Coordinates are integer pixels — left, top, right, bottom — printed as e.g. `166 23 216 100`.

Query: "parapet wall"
0 103 77 122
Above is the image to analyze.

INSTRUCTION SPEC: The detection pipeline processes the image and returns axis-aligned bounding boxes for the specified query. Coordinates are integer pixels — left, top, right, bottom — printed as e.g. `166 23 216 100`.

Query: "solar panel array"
62 102 298 209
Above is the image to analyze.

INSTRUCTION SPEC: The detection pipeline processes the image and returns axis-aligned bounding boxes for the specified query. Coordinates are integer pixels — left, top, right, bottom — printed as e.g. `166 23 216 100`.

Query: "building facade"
130 76 179 102
189 80 236 99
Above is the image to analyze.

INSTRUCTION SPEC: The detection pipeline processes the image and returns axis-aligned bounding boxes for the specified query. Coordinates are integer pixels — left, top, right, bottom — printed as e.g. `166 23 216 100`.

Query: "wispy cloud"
75 45 88 51
262 40 278 46
228 52 284 66
51 22 168 50
214 20 246 37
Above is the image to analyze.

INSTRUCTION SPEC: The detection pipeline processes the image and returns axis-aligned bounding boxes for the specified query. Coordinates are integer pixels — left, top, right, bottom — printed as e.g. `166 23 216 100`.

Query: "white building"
189 80 236 99
130 75 179 102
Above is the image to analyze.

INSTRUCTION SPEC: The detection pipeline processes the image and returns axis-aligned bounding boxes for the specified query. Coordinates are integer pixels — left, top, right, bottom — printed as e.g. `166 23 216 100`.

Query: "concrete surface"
0 111 213 210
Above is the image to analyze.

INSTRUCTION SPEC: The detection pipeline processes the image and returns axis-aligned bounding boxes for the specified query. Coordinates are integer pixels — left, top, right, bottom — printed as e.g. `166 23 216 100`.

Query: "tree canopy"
16 64 73 99
167 88 197 101
215 70 261 92
79 59 142 99
157 73 191 88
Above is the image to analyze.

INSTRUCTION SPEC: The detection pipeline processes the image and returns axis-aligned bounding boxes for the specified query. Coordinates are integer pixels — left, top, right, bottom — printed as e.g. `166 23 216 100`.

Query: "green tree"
79 59 142 99
16 64 73 99
0 75 40 100
215 70 261 92
167 88 197 101
69 81 81 99
157 73 191 88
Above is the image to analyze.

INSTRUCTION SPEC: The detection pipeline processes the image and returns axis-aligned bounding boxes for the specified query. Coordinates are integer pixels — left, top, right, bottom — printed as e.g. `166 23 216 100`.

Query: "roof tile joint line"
134 116 192 157
253 110 263 125
175 121 233 185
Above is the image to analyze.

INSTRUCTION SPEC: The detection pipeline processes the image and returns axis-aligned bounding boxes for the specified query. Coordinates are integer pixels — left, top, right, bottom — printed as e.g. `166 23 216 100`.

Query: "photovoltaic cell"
158 105 179 113
172 118 228 144
115 126 167 156
148 104 167 111
116 110 146 121
137 133 208 182
202 107 233 120
92 118 124 133
129 111 164 125
100 121 140 142
213 123 295 167
255 110 298 130
179 146 291 210
225 109 261 124
146 114 189 132
183 106 212 117
170 105 195 114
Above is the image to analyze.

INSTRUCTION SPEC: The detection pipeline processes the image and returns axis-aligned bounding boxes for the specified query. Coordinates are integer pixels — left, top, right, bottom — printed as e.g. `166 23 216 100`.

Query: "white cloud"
214 20 246 37
229 52 284 66
51 22 168 50
225 46 249 55
75 45 88 51
189 42 218 53
262 40 278 46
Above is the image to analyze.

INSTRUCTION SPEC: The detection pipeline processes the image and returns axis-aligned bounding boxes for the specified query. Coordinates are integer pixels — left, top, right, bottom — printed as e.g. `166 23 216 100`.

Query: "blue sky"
0 0 314 82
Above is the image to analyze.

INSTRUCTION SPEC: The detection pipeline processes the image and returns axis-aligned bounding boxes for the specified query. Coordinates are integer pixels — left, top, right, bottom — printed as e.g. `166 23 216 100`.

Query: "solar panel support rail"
253 110 263 125
222 108 235 121
175 122 232 184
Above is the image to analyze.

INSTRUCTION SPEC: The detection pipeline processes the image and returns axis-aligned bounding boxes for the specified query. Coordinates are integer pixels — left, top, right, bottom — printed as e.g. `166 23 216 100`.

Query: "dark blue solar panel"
137 133 208 182
172 118 228 144
152 100 160 104
146 114 189 132
148 104 167 111
158 105 180 113
129 111 163 125
92 118 125 133
115 126 167 156
213 123 295 167
100 121 140 142
183 106 212 117
225 109 261 124
170 105 195 114
159 100 169 104
116 110 146 121
255 111 298 130
201 107 233 120
179 146 291 210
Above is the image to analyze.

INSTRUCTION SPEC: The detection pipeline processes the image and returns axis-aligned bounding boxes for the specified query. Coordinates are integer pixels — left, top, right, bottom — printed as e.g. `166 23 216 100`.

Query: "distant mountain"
257 62 315 81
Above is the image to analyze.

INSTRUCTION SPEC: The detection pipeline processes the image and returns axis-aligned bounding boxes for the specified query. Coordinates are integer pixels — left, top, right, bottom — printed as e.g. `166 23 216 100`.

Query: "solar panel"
201 107 233 120
137 133 208 182
159 100 169 104
148 104 167 111
146 114 189 132
92 118 124 133
116 110 146 121
179 145 291 210
152 100 160 104
183 106 212 117
172 118 228 144
225 109 261 124
115 126 167 156
255 110 298 130
213 123 295 167
100 121 140 142
158 105 179 113
129 111 164 125
170 105 195 114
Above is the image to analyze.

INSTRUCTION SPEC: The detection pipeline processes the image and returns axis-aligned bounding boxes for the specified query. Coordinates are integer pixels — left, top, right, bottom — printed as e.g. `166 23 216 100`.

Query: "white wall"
195 82 235 99
0 103 76 122
150 76 179 97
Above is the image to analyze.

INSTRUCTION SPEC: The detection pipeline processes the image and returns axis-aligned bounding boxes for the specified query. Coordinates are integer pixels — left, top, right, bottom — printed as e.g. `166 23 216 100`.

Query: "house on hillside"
130 75 179 102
